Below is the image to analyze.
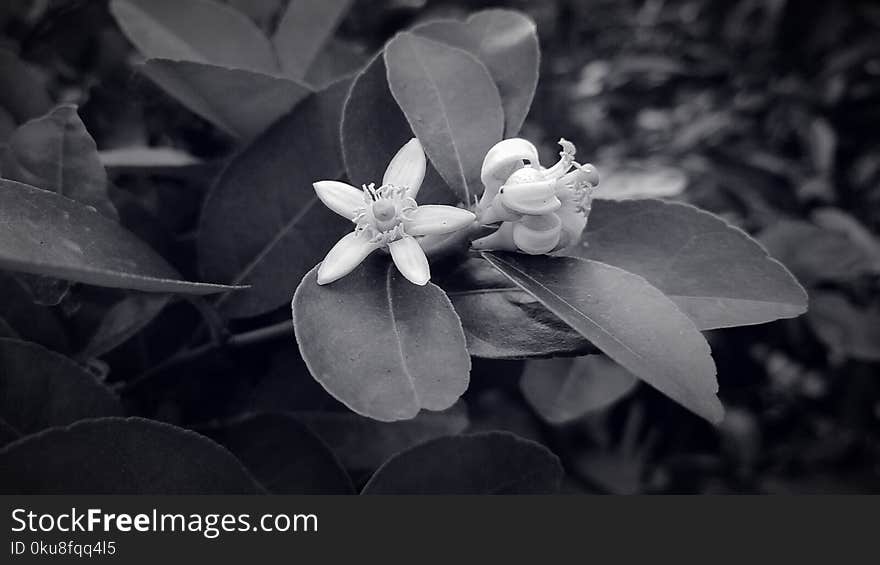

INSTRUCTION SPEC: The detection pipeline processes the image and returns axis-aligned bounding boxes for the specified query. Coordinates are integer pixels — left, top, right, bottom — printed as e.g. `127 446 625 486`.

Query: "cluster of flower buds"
471 138 599 254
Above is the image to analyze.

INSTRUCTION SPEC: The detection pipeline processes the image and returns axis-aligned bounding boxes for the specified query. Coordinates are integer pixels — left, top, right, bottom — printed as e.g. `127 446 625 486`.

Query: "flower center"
354 183 417 245
372 199 397 222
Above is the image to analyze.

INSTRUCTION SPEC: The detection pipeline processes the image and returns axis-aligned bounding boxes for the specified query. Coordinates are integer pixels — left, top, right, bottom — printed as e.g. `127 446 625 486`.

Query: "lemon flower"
472 138 599 254
313 138 476 285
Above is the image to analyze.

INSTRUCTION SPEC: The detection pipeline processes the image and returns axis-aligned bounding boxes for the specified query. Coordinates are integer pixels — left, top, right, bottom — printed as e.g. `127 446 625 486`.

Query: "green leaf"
483 252 723 423
304 39 368 89
0 49 52 124
292 256 471 422
436 257 594 359
414 9 539 137
595 165 687 200
571 199 808 330
110 0 278 73
812 207 880 266
0 417 264 493
384 32 504 204
79 293 170 359
807 292 880 362
139 58 310 139
272 0 352 79
760 219 878 285
2 105 116 218
11 272 70 306
224 0 284 31
0 272 70 353
0 105 15 144
362 432 562 494
341 53 451 205
198 78 351 317
201 413 354 494
244 346 348 412
0 339 122 438
294 403 469 472
0 179 241 294
0 316 16 339
520 355 638 424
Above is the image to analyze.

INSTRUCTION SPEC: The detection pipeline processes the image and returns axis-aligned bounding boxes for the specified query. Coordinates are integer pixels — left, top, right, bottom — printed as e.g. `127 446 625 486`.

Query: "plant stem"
226 320 293 347
121 320 293 393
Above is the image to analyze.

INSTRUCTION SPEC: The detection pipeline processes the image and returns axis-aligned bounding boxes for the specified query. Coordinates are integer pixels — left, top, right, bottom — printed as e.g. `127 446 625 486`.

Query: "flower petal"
555 205 588 250
512 213 562 254
404 205 475 236
314 181 365 221
317 232 380 285
389 236 430 285
499 179 562 215
383 138 426 198
479 138 540 204
470 221 517 252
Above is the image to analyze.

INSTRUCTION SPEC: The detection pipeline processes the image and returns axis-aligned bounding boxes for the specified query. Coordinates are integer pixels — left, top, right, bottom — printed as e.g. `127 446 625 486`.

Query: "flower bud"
513 213 562 254
499 177 562 215
479 138 540 205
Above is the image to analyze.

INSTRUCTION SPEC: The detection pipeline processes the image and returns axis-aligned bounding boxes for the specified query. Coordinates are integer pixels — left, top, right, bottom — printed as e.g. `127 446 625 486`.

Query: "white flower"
313 138 476 285
472 138 599 254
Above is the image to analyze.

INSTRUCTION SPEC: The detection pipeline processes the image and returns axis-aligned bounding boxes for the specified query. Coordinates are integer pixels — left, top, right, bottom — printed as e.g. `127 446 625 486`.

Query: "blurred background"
1 0 879 493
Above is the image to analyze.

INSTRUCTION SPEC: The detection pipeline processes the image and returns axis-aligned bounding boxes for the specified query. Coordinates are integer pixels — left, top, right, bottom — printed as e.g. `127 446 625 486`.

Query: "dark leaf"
12 272 70 306
224 0 284 31
273 0 352 79
0 272 70 353
0 418 18 446
292 256 471 422
595 166 687 200
385 32 503 203
437 257 594 358
520 355 638 424
2 104 116 218
244 346 346 412
0 50 52 124
79 293 170 359
570 404 654 495
807 292 880 361
0 316 16 338
571 199 808 329
362 432 562 494
0 105 14 144
0 339 122 436
295 403 469 472
0 179 241 294
304 39 368 89
760 219 879 285
806 117 836 174
812 207 880 265
483 252 723 423
110 0 278 73
139 58 310 140
340 53 451 205
414 9 539 137
201 413 354 494
0 417 264 493
198 78 350 317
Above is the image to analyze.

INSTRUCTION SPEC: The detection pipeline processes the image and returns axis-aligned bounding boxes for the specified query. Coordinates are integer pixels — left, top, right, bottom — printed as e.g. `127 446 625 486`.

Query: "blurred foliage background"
1 0 878 493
